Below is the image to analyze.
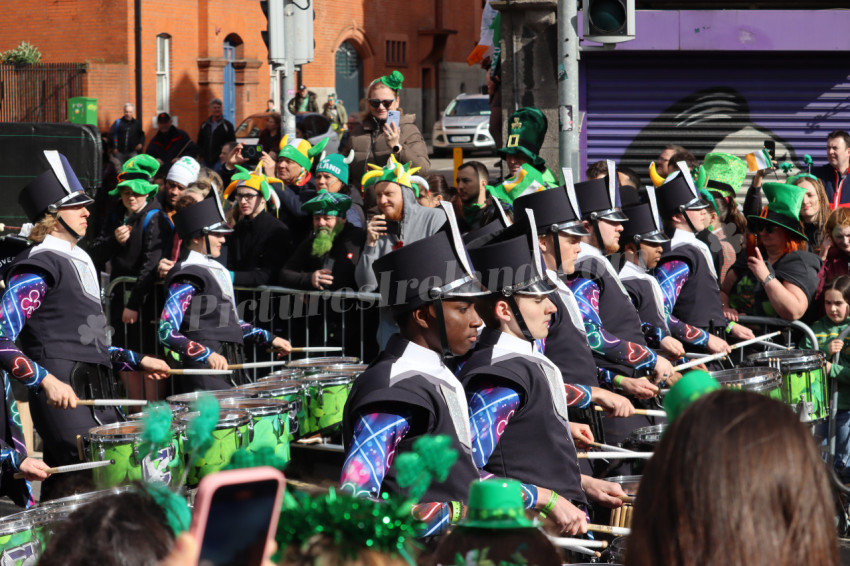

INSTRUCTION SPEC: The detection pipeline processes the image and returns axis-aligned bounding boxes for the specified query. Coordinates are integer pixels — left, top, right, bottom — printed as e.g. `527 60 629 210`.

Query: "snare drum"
34 487 132 548
709 367 783 400
625 424 665 452
310 364 369 376
299 374 353 436
127 404 189 421
235 380 303 439
287 357 360 376
165 390 252 406
178 409 251 487
85 421 184 488
747 349 828 422
217 398 291 463
604 536 628 564
258 368 304 382
0 509 42 565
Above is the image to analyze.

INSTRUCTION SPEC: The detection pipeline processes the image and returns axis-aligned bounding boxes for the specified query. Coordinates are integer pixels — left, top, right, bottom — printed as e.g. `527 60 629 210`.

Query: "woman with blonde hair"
791 173 831 256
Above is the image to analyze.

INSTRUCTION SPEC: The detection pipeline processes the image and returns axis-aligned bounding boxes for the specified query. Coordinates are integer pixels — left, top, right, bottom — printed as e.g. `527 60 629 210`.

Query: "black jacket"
110 117 145 154
278 222 366 290
197 117 236 168
226 210 292 287
146 126 198 176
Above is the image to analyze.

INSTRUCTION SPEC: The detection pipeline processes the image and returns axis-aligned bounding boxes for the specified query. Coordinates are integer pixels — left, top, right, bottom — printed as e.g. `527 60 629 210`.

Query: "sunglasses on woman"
368 98 395 109
750 221 777 234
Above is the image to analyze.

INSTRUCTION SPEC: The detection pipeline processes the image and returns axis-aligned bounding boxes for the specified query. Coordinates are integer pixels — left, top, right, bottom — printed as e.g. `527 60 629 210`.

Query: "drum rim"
628 424 666 442
236 380 303 395
710 367 783 390
286 356 360 368
36 486 133 519
301 373 354 387
747 349 825 370
309 363 369 373
0 510 37 534
178 408 252 428
217 398 291 416
85 421 143 443
165 390 252 404
127 404 189 420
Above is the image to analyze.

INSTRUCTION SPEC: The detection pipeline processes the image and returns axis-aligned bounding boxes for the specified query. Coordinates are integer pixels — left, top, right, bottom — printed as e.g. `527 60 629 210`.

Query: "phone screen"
198 480 279 566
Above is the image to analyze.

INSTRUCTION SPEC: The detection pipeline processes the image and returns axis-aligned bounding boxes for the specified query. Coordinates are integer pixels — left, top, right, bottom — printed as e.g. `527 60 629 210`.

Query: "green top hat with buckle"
110 154 160 197
458 479 536 529
746 181 808 240
498 107 547 170
301 189 352 217
702 152 748 198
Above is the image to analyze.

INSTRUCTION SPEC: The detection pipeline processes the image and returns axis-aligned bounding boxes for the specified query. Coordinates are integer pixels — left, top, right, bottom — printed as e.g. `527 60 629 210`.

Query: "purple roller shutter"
581 52 850 183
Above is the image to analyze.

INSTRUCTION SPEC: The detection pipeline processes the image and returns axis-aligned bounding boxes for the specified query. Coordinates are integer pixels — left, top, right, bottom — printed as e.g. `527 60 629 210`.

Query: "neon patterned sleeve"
567 278 657 371
239 322 274 347
466 383 539 510
108 346 142 372
597 367 616 387
0 443 23 473
641 322 666 349
0 270 51 389
654 261 709 346
157 282 212 363
565 383 592 408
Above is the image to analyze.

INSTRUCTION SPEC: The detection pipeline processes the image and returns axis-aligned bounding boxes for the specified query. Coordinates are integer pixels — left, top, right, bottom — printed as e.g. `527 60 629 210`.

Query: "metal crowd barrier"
733 315 818 365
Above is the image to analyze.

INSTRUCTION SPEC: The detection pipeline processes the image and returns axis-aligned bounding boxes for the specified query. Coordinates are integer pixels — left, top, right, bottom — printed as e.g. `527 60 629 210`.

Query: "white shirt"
32 234 100 301
670 228 717 278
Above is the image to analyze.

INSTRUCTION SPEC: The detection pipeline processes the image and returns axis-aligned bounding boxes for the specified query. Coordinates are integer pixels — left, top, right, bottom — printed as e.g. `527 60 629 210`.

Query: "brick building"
0 0 485 140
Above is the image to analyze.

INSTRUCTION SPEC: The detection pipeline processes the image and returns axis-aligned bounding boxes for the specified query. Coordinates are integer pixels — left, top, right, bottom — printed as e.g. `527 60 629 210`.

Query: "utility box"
68 97 98 125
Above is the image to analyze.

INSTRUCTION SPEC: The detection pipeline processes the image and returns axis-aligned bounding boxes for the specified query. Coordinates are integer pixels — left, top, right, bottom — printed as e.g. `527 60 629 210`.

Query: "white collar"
671 228 717 277
42 234 83 256
494 330 537 357
670 228 699 246
578 241 603 259
620 259 648 278
398 339 446 373
36 234 100 300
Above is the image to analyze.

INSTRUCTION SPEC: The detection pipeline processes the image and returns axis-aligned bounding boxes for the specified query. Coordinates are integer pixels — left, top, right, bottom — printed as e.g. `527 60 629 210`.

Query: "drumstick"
587 523 631 536
167 368 234 375
13 459 115 479
289 347 344 353
578 451 653 460
227 361 289 370
616 494 636 503
588 441 636 453
672 331 782 372
545 537 608 550
593 406 666 418
76 399 149 407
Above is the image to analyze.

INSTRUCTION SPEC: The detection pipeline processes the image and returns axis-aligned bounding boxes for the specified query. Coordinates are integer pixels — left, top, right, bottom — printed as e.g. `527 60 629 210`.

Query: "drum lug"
132 444 141 467
317 386 324 404
236 428 243 448
247 420 254 444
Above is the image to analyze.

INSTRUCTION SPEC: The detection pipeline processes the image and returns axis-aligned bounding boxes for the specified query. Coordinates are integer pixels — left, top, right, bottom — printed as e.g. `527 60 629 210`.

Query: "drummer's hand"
652 355 675 385
660 336 685 359
729 323 755 341
581 476 626 509
664 371 683 387
18 457 50 481
591 387 634 418
619 377 659 399
829 339 844 355
569 422 593 448
206 352 228 371
40 374 78 409
121 308 138 324
706 333 732 354
140 356 171 380
723 306 740 322
537 488 587 536
270 337 292 357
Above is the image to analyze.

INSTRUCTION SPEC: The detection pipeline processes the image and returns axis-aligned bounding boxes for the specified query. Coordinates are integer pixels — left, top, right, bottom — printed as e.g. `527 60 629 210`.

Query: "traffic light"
582 0 635 44
261 0 285 67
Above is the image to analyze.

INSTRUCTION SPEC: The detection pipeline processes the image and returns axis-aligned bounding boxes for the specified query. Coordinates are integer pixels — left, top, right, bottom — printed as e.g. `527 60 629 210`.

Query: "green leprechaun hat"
110 154 160 197
746 181 808 240
459 479 536 529
301 189 352 217
499 107 547 169
701 152 748 198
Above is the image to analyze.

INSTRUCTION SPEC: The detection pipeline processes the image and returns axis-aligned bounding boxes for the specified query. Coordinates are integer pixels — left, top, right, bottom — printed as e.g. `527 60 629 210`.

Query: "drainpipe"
134 0 142 119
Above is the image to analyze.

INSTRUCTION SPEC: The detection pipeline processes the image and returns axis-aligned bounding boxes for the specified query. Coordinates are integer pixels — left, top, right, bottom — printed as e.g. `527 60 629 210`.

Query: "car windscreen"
445 98 491 117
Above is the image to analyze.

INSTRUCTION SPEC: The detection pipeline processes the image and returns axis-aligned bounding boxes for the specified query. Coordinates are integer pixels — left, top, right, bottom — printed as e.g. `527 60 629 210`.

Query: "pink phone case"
190 467 286 565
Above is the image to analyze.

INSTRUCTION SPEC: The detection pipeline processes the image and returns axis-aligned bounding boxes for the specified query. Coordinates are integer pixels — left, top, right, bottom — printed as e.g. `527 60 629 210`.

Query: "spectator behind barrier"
816 207 850 307
791 173 831 257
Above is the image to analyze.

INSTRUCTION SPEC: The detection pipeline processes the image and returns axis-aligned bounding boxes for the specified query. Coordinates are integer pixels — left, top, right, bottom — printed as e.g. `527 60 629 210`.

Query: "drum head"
166 390 250 405
259 368 304 382
37 486 132 519
218 398 291 417
311 363 369 375
179 408 251 429
236 380 302 397
128 404 188 421
608 536 629 562
302 373 353 388
710 366 782 393
287 356 359 369
85 421 143 444
747 349 825 372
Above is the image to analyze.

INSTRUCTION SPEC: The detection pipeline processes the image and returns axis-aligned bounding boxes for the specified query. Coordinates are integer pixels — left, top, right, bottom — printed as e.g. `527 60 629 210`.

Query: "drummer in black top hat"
459 210 628 535
654 162 754 344
341 203 486 536
0 151 170 471
158 194 291 392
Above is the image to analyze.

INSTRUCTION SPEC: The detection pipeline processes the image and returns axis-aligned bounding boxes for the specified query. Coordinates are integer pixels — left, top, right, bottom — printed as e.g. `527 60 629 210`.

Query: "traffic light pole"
557 0 580 176
281 0 297 138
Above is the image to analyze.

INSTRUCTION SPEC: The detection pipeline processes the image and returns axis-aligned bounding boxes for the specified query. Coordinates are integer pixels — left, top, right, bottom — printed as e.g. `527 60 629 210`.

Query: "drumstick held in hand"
168 368 234 375
13 459 115 479
289 347 344 353
76 399 149 407
588 440 636 453
672 331 782 372
586 523 631 536
578 451 653 460
593 406 666 417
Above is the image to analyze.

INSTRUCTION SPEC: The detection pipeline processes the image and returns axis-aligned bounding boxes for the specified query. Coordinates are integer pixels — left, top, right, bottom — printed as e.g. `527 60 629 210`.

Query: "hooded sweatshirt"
800 316 850 411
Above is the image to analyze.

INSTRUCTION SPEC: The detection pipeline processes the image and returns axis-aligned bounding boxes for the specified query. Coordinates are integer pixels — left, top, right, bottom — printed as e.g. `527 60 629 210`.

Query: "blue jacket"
814 163 850 208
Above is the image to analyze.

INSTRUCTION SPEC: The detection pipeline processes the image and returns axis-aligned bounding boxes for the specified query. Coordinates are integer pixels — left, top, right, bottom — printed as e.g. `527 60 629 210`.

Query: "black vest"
621 275 667 332
8 245 110 367
569 254 647 377
459 329 586 505
342 335 479 503
545 287 599 388
660 243 726 330
166 262 243 345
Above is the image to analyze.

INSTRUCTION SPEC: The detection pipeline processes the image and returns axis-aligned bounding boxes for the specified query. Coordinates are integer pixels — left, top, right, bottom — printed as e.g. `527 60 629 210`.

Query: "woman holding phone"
342 71 430 197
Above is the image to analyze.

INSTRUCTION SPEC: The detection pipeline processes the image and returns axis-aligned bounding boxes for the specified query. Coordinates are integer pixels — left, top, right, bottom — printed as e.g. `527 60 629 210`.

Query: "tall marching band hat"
656 161 711 218
498 107 547 169
621 186 669 245
19 150 94 222
173 191 233 240
573 160 628 223
513 167 589 237
746 182 808 241
373 202 487 316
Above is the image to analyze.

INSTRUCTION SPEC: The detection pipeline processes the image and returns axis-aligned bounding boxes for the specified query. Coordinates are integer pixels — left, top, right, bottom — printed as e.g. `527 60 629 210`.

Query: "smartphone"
384 219 401 237
386 110 401 129
747 234 758 260
764 140 776 160
191 467 286 566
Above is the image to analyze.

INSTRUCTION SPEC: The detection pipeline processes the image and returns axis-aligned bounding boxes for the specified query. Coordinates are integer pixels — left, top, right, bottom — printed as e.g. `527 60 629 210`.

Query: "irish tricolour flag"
488 164 546 205
746 149 772 172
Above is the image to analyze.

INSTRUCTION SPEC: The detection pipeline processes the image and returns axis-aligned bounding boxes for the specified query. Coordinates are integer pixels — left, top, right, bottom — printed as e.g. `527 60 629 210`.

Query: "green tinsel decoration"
223 447 288 472
185 393 220 455
143 482 191 536
395 435 458 502
138 402 173 461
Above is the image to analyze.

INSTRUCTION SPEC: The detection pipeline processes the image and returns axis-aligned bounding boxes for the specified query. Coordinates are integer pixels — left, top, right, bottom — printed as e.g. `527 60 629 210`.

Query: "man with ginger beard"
279 190 365 291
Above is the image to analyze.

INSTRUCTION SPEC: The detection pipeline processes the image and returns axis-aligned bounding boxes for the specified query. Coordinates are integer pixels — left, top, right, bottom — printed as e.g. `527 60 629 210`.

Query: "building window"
385 39 407 67
156 34 171 113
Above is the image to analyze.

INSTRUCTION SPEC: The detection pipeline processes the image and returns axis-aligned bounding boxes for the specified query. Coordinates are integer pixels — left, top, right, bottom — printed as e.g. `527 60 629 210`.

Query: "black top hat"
573 161 627 223
468 209 554 296
19 151 94 222
513 168 589 237
373 203 487 314
621 187 669 245
173 193 233 239
656 161 711 218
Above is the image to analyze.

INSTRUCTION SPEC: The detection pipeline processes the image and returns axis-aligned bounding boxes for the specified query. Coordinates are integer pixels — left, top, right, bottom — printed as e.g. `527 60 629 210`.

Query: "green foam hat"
378 70 405 91
278 135 329 172
301 189 352 217
111 154 160 197
459 479 535 529
498 107 547 169
316 152 352 185
702 152 748 198
663 370 720 423
746 181 808 240
361 154 421 190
